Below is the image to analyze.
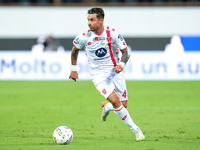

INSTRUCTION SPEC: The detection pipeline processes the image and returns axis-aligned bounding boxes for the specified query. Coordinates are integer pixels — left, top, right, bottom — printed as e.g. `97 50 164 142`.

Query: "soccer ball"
53 126 73 145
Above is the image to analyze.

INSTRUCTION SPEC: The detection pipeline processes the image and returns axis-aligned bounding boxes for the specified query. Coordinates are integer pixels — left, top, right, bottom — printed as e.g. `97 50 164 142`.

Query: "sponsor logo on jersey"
95 48 107 57
118 34 124 41
94 37 105 41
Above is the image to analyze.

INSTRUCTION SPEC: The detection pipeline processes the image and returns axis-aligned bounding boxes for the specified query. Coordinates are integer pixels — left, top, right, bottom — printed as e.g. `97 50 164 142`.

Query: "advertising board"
0 51 199 80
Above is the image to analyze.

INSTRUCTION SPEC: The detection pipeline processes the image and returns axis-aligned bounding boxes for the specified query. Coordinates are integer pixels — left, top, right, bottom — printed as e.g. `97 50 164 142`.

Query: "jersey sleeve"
73 32 85 50
112 28 127 51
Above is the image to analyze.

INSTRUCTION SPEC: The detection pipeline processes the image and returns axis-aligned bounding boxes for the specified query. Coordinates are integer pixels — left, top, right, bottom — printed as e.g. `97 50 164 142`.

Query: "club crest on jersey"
95 48 107 57
102 88 107 94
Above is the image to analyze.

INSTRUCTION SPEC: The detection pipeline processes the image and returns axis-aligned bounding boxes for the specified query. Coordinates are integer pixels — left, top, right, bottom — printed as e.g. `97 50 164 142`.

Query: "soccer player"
69 7 145 141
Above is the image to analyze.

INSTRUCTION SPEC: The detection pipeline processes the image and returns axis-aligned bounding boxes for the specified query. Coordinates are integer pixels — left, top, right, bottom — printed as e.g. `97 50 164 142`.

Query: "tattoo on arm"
121 48 130 65
71 46 79 65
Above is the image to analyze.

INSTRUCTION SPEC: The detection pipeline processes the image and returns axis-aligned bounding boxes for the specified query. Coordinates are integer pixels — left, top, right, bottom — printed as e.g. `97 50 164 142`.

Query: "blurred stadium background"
0 2 200 149
0 0 200 80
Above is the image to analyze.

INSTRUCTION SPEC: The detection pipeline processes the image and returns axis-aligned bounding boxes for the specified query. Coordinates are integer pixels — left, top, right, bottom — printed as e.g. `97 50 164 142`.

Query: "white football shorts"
90 67 128 101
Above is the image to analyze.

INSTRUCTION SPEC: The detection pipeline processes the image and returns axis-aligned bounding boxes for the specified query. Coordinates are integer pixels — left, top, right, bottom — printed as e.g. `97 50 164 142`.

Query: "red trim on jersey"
120 47 128 51
106 30 116 67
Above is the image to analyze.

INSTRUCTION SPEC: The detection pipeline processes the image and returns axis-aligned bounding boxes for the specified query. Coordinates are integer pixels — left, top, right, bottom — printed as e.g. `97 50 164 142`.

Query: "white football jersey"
73 25 127 69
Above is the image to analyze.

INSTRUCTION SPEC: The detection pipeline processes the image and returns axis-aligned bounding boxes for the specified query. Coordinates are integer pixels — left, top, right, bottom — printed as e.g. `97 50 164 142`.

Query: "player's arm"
120 47 130 66
71 45 79 65
113 47 130 73
112 28 130 73
69 45 80 82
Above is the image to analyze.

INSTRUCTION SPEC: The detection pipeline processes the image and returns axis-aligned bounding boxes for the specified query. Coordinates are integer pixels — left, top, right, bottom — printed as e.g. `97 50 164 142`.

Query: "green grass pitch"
0 81 200 150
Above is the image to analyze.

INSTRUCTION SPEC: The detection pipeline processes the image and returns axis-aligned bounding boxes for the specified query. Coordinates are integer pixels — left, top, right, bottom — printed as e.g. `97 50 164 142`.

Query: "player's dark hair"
87 7 104 20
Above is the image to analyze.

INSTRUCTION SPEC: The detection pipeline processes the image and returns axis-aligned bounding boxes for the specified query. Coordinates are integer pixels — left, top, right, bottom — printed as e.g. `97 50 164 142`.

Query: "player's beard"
89 25 99 33
89 25 95 31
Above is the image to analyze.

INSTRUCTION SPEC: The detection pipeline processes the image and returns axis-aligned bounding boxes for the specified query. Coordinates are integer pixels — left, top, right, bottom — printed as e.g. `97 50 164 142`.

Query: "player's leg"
111 72 145 141
90 69 115 121
107 90 121 108
91 69 143 141
121 100 127 108
101 97 127 116
100 89 116 121
107 91 145 141
100 100 113 121
101 72 128 115
100 72 127 120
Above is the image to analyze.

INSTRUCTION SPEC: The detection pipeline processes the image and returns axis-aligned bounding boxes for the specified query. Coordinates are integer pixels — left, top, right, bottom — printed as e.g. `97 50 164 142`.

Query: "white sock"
114 105 138 133
105 102 114 112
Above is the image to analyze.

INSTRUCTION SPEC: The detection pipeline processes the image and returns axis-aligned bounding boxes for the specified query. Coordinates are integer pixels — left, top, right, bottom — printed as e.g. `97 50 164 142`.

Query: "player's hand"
113 64 124 73
69 71 79 82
